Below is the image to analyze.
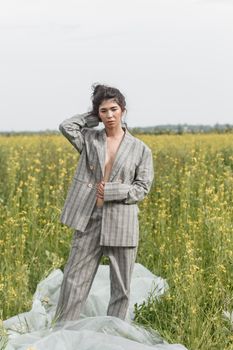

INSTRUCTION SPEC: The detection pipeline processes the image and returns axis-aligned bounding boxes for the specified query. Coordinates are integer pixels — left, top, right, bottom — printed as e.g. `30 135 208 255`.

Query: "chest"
105 138 122 165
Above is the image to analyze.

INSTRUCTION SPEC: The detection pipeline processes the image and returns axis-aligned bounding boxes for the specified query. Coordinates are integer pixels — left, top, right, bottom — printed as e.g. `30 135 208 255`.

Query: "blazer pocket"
73 177 96 189
73 177 88 184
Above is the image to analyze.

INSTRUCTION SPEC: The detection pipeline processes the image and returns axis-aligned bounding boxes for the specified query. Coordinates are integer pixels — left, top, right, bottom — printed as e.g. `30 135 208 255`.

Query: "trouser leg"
56 207 103 321
105 246 137 320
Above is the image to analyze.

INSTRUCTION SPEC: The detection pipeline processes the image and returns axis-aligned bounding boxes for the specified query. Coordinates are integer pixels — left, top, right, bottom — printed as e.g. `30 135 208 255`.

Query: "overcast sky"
0 0 233 131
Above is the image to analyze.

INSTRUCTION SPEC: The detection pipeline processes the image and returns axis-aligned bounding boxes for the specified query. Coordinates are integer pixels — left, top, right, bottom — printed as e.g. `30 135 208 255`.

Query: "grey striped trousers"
56 205 137 321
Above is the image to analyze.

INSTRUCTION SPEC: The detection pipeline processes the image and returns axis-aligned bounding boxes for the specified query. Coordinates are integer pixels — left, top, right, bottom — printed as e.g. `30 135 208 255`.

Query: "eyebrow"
99 106 118 111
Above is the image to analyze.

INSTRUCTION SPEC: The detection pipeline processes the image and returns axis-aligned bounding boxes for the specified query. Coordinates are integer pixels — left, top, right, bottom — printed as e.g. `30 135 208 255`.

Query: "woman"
56 84 154 321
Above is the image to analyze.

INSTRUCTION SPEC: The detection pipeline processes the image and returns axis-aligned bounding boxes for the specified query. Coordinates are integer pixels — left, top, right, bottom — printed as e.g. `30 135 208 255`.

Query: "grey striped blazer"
59 113 154 247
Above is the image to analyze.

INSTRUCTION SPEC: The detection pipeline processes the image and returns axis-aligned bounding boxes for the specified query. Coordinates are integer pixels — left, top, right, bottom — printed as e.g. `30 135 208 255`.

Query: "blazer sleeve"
59 113 100 153
104 146 154 204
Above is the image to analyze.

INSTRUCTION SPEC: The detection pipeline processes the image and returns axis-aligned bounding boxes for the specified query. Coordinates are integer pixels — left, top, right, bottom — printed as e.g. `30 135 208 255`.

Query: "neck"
105 124 125 138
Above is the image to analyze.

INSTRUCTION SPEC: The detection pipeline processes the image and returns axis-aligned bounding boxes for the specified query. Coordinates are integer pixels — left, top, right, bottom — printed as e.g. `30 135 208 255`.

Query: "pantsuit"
56 204 137 321
55 112 154 321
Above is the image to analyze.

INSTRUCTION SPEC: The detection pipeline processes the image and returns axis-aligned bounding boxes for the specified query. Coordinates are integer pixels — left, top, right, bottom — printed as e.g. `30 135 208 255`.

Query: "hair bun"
91 83 106 97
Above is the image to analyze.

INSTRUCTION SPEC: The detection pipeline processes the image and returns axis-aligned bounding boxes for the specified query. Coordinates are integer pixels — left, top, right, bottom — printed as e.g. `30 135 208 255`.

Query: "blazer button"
90 165 94 170
88 183 93 188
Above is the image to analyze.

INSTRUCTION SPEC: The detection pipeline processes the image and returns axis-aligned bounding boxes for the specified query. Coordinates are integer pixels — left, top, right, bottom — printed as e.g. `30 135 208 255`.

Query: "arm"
59 113 100 153
103 146 154 204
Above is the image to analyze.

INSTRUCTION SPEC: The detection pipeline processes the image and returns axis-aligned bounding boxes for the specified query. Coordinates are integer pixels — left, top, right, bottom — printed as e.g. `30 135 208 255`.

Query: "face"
98 98 124 129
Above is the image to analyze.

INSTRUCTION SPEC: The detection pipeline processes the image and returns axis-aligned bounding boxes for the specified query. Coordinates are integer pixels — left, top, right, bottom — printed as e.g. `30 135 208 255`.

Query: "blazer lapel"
94 128 106 179
109 129 134 182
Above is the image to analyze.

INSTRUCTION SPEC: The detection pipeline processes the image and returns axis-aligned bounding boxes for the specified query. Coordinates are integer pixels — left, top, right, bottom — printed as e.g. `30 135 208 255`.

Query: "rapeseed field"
0 133 233 350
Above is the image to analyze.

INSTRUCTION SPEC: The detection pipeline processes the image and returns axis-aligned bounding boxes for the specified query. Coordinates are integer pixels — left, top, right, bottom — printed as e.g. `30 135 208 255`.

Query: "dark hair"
90 84 127 117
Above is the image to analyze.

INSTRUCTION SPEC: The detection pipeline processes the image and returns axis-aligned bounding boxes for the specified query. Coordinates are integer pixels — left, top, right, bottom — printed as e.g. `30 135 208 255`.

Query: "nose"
106 110 114 118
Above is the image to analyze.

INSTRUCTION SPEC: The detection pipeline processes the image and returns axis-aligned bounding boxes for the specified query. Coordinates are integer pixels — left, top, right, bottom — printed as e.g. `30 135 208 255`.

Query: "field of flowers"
0 133 233 350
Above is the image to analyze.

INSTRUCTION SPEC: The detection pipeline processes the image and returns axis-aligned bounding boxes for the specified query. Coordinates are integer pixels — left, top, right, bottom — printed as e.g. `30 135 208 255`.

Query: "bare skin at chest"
96 134 124 207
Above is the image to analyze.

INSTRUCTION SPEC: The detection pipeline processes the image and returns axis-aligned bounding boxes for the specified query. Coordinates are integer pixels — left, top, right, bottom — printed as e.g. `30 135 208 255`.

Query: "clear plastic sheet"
4 263 188 350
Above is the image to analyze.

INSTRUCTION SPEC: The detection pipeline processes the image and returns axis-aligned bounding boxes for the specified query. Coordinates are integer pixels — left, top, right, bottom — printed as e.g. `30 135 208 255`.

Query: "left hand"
96 181 105 199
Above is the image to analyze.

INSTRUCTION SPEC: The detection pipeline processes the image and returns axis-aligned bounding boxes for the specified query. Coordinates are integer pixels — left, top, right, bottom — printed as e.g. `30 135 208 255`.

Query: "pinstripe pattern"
56 205 136 321
59 113 154 247
107 245 137 318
